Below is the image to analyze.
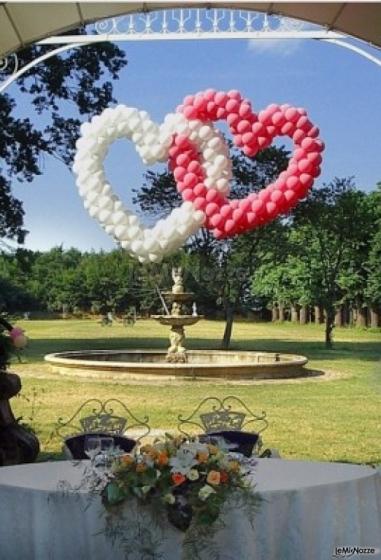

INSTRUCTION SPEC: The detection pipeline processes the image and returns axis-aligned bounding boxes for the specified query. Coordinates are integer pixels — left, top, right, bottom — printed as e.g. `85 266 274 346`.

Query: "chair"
55 398 150 460
177 396 278 458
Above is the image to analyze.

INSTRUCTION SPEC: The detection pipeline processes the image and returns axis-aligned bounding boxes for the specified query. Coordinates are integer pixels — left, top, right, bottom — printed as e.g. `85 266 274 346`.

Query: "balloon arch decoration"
74 89 324 262
0 7 379 260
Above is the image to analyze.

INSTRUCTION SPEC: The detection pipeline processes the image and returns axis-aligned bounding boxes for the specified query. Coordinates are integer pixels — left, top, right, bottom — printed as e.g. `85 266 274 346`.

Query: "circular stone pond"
44 349 308 381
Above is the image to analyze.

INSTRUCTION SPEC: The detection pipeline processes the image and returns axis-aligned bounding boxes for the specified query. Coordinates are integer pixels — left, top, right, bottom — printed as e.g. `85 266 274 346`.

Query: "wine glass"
84 435 101 462
100 437 115 465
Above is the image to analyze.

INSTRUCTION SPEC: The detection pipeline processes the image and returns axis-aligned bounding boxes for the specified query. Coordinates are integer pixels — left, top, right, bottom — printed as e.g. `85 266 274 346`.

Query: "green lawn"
9 318 381 465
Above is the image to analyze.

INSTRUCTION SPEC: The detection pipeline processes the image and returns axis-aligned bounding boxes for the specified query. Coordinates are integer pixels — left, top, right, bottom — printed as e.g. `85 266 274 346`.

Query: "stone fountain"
45 267 309 381
152 268 203 364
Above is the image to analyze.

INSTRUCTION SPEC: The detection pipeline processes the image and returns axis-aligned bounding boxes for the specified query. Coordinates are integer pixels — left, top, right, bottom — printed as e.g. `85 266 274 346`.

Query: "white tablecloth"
0 459 380 560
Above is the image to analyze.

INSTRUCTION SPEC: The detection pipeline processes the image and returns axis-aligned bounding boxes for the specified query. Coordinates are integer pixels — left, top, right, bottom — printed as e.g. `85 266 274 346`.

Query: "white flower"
163 493 176 505
198 484 216 501
142 485 152 495
169 448 198 475
187 469 199 481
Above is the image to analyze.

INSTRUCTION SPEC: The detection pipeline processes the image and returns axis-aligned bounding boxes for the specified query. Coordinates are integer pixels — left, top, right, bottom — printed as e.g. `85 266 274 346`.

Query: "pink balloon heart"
170 89 324 238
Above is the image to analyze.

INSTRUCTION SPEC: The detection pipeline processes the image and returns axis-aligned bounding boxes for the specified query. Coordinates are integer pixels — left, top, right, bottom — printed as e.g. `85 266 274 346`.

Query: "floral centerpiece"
87 434 261 559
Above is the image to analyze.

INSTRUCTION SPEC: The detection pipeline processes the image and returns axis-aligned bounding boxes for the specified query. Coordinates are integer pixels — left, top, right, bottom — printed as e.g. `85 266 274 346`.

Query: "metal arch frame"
1 8 381 94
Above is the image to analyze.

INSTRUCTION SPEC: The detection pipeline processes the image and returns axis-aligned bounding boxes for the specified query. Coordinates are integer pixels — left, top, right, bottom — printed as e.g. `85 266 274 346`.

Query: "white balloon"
73 105 232 262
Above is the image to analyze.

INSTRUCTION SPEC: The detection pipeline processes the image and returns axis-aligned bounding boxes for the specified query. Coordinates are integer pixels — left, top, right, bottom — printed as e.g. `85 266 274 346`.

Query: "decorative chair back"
178 396 268 437
56 398 150 442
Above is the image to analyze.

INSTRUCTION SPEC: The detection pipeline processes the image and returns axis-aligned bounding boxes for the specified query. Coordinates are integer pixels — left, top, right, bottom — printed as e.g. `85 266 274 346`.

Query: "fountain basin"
152 315 204 327
45 349 308 380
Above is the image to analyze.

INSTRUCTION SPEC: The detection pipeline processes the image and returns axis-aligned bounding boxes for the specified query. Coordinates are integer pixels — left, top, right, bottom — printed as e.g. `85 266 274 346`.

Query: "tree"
0 36 127 242
365 183 381 326
292 178 376 347
134 144 290 348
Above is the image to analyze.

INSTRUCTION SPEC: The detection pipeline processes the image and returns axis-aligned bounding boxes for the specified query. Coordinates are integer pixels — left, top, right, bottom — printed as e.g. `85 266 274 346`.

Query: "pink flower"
10 328 27 349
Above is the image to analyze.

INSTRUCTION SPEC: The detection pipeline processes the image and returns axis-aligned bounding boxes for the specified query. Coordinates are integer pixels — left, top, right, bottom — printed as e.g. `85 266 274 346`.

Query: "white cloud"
247 39 303 57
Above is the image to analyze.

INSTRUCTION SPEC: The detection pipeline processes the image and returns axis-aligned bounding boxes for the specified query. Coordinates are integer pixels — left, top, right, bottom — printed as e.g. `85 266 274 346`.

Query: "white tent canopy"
1 2 381 58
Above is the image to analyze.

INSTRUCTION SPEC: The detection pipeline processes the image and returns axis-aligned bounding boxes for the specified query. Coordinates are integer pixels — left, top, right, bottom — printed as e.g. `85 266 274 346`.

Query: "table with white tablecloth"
0 459 380 560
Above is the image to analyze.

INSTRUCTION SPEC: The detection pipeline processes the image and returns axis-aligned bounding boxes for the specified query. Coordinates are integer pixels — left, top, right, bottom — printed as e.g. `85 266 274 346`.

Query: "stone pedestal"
0 371 40 466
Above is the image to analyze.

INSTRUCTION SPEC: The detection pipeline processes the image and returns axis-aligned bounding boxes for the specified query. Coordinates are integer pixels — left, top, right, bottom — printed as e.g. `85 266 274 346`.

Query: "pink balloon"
299 173 314 188
285 107 299 122
182 188 195 201
293 129 306 144
227 90 241 100
194 183 206 196
224 219 236 233
226 99 240 113
215 91 228 106
307 126 320 138
174 167 186 181
242 132 254 145
281 122 295 136
238 199 252 212
243 145 257 157
204 89 216 101
183 106 198 120
266 202 277 215
284 189 298 203
307 152 322 165
205 202 220 216
214 228 225 239
233 134 243 147
239 103 252 118
206 188 219 202
210 213 224 228
183 95 195 106
294 148 306 162
220 204 233 218
233 209 244 223
194 95 207 110
187 160 201 173
193 197 207 210
251 200 265 214
176 154 190 167
175 135 189 147
270 190 284 203
272 112 286 127
298 159 313 174
247 212 257 225
286 176 299 190
226 113 240 127
183 173 198 188
252 122 265 135
237 120 252 134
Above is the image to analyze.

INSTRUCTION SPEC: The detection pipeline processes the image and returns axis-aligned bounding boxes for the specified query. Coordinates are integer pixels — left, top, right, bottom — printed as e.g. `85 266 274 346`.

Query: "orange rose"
156 451 169 467
220 470 229 483
206 470 221 486
136 462 147 473
121 454 135 466
197 452 209 464
171 472 186 486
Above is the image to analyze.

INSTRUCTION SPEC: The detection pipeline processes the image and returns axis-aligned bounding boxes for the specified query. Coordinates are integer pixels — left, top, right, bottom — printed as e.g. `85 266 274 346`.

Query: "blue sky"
10 32 381 252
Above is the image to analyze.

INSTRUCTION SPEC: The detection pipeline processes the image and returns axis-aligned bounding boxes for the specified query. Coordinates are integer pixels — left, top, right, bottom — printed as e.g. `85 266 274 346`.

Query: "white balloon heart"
73 105 232 262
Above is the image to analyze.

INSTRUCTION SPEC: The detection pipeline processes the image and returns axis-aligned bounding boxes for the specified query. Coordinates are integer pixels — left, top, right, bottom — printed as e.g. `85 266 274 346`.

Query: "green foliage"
252 178 379 345
0 36 127 242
